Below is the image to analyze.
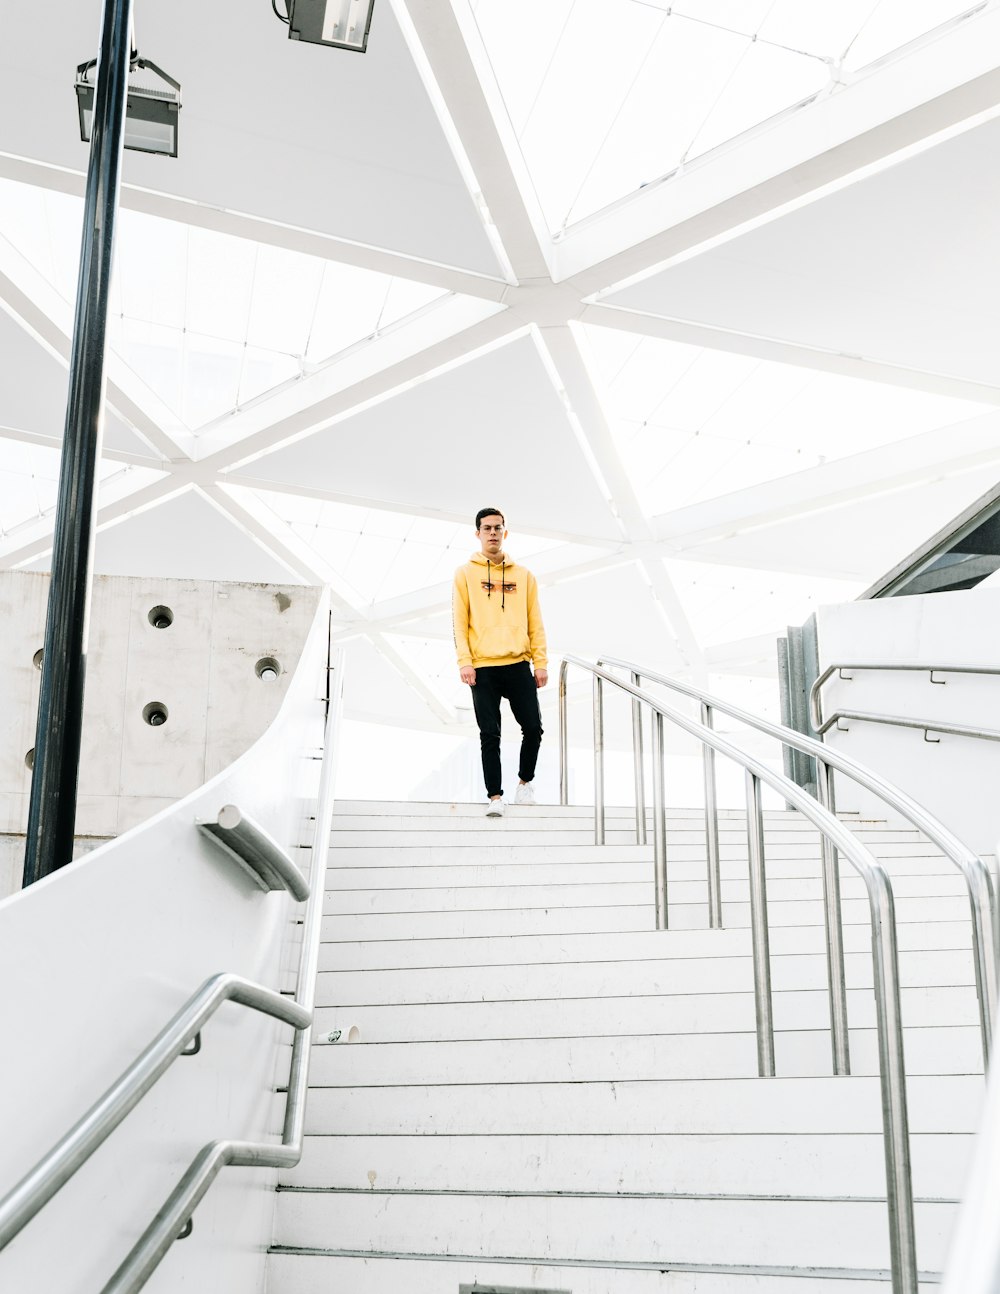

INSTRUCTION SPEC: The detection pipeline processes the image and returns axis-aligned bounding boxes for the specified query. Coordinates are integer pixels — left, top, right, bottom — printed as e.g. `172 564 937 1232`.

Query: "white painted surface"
0 593 331 1294
815 588 1000 853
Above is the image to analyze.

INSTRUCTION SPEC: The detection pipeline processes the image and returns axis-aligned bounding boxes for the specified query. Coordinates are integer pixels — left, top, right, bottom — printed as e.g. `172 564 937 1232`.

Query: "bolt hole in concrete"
25 748 34 770
32 648 43 670
143 702 169 727
255 656 280 682
148 605 173 629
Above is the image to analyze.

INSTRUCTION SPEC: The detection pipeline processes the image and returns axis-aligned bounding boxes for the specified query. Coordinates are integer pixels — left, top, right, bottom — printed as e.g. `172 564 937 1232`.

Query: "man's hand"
535 668 548 689
460 666 476 686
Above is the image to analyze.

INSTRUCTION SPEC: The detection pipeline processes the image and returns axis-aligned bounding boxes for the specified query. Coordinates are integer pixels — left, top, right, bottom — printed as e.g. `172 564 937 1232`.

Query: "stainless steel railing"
589 654 999 1075
0 654 345 1292
811 662 1000 735
558 656 918 1294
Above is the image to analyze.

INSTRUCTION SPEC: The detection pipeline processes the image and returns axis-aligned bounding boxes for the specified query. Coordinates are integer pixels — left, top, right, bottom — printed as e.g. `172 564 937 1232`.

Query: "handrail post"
631 670 647 845
652 711 667 930
745 769 775 1077
593 673 605 845
816 760 851 1075
867 871 918 1294
701 701 722 929
558 660 569 806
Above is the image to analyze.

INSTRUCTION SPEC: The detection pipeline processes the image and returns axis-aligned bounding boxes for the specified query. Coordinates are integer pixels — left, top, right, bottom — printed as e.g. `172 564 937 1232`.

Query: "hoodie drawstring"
486 558 506 611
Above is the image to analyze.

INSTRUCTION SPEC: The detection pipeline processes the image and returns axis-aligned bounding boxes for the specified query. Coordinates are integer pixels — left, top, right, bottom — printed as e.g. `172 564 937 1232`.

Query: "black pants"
471 661 543 799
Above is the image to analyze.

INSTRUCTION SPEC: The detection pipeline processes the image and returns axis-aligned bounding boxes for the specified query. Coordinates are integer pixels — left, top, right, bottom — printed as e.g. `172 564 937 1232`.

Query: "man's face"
477 514 506 557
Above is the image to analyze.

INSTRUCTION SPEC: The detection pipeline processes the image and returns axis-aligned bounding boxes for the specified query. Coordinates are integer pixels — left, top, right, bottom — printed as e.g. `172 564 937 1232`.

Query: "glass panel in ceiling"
470 0 984 231
664 556 863 646
583 324 992 517
231 489 581 607
0 176 451 435
0 438 157 540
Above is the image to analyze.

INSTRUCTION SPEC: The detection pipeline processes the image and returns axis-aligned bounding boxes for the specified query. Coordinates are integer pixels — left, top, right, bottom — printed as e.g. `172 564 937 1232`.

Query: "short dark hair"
475 507 504 529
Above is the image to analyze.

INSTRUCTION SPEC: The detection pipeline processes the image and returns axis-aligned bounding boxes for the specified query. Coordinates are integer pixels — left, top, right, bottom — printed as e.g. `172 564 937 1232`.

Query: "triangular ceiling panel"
0 308 152 457
229 335 623 542
0 1 502 276
24 489 304 584
603 114 1000 389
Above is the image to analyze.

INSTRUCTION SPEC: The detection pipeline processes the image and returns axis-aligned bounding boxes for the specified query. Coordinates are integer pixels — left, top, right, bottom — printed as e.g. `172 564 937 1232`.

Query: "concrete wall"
1 572 321 896
816 588 1000 855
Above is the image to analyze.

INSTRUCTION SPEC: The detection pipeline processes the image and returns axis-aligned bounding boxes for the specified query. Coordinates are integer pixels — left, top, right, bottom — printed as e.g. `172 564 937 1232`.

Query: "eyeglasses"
479 525 504 534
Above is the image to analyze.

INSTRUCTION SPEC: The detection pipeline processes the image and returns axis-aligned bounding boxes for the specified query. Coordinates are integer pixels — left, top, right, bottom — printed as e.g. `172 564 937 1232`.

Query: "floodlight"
287 0 375 51
75 56 181 157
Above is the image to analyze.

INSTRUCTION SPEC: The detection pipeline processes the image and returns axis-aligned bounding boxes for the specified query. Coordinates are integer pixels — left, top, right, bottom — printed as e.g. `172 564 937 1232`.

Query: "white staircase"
266 800 985 1292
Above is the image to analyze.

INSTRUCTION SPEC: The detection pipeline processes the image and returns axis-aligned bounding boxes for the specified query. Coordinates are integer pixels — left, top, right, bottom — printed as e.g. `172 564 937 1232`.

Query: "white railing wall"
0 591 332 1294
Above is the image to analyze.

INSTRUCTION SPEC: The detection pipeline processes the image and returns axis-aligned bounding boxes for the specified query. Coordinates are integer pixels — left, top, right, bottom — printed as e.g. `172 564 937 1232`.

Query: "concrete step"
318 920 980 970
298 1074 981 1138
321 875 969 916
325 854 961 887
313 984 982 1044
282 1123 973 1196
300 1022 984 1087
271 1189 957 1273
314 948 975 1007
266 1250 940 1292
328 830 949 854
318 894 974 940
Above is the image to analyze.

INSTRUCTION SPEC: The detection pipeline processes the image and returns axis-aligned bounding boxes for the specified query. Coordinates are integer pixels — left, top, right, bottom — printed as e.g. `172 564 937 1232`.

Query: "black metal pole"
22 0 133 887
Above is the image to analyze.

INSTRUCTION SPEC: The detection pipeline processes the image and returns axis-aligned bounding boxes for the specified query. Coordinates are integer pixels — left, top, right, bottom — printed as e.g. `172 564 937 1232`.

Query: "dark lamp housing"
75 57 181 157
288 0 375 51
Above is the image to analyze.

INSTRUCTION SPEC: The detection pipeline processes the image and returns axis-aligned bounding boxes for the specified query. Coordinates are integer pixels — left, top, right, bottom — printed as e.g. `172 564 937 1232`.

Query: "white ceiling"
2 0 1000 734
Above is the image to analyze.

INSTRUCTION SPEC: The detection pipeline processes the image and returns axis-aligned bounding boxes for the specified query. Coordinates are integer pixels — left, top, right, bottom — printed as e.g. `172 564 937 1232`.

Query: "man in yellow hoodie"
453 507 548 817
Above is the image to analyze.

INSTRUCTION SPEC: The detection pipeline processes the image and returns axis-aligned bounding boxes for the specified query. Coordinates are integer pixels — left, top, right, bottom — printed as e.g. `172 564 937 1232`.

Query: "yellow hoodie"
453 551 548 670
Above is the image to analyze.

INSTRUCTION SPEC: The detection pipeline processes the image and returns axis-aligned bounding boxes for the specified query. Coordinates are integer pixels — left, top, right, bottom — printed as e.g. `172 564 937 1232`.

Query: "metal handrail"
0 975 310 1251
559 656 917 1294
811 662 1000 734
594 654 998 1075
103 652 346 1292
819 710 1000 744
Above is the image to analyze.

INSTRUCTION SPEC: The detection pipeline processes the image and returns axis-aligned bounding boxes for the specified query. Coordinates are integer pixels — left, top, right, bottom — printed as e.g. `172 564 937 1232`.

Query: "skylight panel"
665 557 864 645
844 0 983 70
570 17 749 224
116 213 187 331
245 245 323 356
184 230 257 343
586 325 992 517
754 0 886 59
686 39 830 162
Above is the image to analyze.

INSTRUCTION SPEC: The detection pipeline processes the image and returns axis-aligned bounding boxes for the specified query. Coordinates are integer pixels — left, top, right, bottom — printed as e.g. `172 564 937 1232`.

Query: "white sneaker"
514 783 536 806
485 799 505 817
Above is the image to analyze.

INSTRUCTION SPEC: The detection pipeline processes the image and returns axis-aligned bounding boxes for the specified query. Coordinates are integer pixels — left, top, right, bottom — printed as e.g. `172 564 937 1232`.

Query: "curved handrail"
561 655 917 1293
817 710 1000 743
811 662 1000 734
198 804 311 900
596 653 998 1070
0 973 310 1251
101 649 346 1292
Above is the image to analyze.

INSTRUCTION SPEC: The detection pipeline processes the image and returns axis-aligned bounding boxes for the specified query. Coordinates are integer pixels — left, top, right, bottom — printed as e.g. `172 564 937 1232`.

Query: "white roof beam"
556 11 1000 291
581 303 1000 407
0 152 509 305
396 0 552 282
208 309 522 475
